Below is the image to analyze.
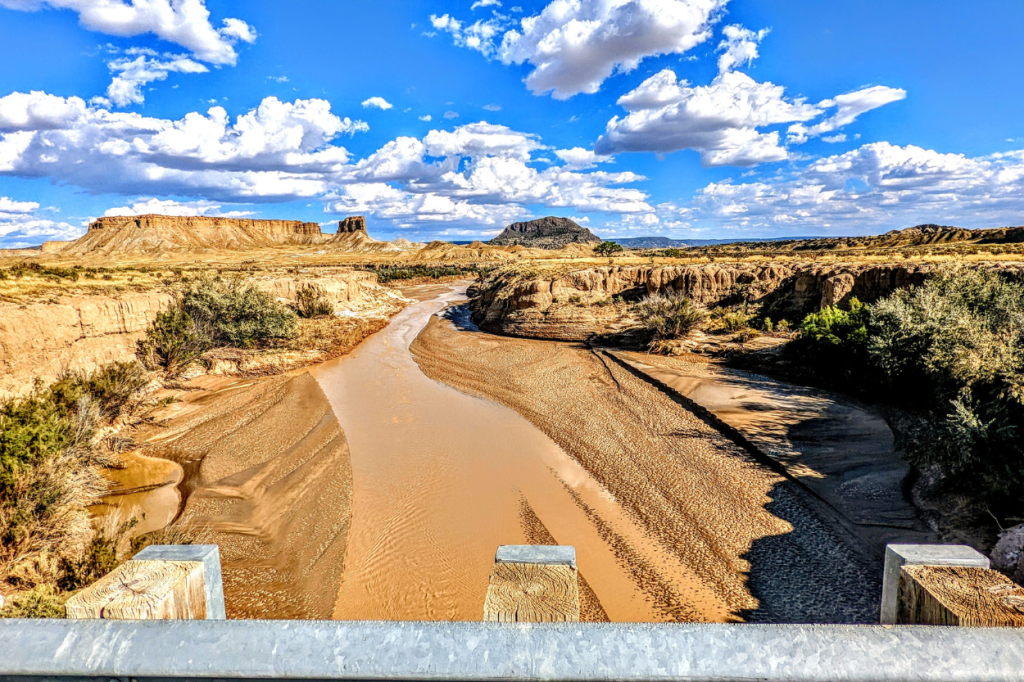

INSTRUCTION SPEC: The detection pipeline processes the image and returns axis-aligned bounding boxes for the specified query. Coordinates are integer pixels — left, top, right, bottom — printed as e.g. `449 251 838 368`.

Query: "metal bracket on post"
880 543 990 624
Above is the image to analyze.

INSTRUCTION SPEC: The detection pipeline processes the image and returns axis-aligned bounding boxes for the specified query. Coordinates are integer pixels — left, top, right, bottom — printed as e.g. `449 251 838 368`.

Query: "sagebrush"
139 278 297 370
634 293 706 340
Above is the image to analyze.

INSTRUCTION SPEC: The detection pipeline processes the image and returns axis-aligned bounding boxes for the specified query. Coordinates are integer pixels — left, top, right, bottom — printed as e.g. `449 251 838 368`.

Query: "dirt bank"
411 304 880 623
129 372 353 619
0 270 406 399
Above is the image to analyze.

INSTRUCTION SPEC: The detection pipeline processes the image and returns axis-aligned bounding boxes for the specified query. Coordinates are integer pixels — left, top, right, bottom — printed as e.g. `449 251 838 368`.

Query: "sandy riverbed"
411 302 880 622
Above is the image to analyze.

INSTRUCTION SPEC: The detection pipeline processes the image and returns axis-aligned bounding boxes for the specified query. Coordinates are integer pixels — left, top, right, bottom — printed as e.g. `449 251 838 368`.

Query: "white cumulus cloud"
0 195 79 247
0 0 256 65
595 69 818 166
0 92 368 201
788 85 907 143
103 51 208 107
103 197 254 217
362 96 394 110
690 142 1024 231
595 69 907 167
716 24 769 74
433 0 727 99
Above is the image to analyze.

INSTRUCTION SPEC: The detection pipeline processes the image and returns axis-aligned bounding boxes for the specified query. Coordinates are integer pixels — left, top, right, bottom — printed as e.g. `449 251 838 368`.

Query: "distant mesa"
60 214 329 256
490 216 602 250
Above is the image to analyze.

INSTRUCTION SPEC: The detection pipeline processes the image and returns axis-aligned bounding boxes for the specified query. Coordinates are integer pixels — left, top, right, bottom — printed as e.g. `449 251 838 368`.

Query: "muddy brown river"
312 285 730 622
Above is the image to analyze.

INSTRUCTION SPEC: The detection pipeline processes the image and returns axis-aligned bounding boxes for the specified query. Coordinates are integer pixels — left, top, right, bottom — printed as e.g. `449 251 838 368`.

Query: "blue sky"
0 0 1022 247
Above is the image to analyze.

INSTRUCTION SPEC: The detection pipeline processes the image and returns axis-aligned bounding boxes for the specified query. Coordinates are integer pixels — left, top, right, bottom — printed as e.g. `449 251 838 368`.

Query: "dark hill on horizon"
490 216 602 249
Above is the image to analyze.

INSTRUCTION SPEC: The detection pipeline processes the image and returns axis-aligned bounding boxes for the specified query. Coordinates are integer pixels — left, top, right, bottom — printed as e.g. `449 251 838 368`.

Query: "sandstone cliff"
59 215 332 255
0 271 394 399
471 262 1024 340
336 216 367 233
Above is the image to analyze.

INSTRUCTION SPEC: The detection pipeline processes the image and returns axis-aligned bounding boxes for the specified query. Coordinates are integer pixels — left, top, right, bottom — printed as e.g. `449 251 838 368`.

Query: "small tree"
594 241 624 258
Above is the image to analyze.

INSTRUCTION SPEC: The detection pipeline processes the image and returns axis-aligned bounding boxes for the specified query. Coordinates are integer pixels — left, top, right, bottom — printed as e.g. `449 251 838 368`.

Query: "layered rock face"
337 216 367 233
60 215 331 255
471 262 1024 340
490 216 602 249
0 271 387 399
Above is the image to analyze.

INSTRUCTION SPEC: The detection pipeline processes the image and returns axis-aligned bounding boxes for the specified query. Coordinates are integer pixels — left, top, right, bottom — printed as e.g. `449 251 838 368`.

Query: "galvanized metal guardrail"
2 619 1024 682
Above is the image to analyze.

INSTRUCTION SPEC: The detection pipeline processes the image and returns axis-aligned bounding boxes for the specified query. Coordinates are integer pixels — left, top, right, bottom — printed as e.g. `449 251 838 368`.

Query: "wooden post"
65 544 225 620
898 565 1024 626
483 545 580 623
880 543 991 623
65 560 207 620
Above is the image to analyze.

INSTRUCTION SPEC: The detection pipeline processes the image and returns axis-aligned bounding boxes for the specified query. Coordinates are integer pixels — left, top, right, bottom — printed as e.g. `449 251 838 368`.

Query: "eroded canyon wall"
472 262 1024 340
0 272 392 398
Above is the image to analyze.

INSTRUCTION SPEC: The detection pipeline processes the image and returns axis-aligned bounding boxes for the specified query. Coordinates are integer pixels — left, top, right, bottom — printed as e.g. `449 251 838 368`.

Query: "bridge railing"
2 543 1023 682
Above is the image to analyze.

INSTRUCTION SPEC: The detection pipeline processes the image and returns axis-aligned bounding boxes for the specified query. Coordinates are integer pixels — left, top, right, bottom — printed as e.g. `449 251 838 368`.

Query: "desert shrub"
370 264 481 283
800 298 869 347
0 585 66 618
722 310 753 332
662 248 683 258
58 518 137 591
47 361 148 420
293 285 334 318
868 268 1024 501
790 267 1024 504
762 317 774 333
139 278 297 370
8 262 79 281
634 294 706 340
0 388 105 584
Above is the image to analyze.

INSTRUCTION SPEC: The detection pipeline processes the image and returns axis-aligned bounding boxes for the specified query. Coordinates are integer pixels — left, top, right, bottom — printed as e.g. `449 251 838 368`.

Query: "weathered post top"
484 545 580 623
881 543 991 623
64 544 225 620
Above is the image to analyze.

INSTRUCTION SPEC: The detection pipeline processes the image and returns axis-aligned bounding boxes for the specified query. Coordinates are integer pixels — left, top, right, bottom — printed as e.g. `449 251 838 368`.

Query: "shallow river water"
312 284 728 622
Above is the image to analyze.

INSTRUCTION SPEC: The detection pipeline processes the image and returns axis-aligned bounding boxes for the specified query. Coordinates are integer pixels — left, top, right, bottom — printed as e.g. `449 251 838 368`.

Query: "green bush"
0 585 66 618
293 285 334 318
792 268 1024 505
634 294 706 340
0 381 106 585
800 298 869 347
139 278 297 370
722 310 753 332
868 268 1024 501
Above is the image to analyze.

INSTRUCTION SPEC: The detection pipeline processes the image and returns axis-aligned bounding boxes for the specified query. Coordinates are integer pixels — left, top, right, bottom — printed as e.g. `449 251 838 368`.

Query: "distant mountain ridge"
490 216 602 249
609 236 823 249
683 224 1024 253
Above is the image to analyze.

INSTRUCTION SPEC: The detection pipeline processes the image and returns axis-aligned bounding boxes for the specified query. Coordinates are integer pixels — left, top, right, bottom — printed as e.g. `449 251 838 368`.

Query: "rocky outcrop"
59 215 331 255
490 216 602 249
471 262 1024 340
992 525 1024 584
0 272 395 399
337 216 367 233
